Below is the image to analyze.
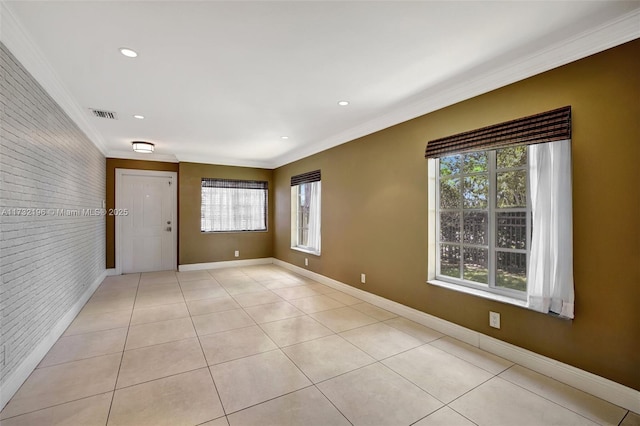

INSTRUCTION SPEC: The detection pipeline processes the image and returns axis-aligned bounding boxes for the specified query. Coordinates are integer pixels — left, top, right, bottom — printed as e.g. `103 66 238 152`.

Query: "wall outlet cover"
489 311 501 329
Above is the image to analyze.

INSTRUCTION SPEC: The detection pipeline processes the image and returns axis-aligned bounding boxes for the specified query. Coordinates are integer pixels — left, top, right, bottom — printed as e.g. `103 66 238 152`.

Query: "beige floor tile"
499 365 627 425
108 368 223 426
201 416 230 426
259 316 334 347
227 386 350 426
0 392 113 426
383 317 444 343
621 411 640 426
130 302 190 325
231 290 284 307
1 354 121 419
310 306 378 332
179 279 222 291
340 322 422 360
192 309 255 336
139 271 177 285
283 335 375 383
134 289 184 308
317 363 442 426
117 337 207 388
182 286 229 301
450 377 599 426
208 268 247 279
187 296 241 316
325 291 363 305
64 310 131 336
101 274 140 286
413 406 476 426
40 327 127 367
383 344 493 403
289 295 345 313
303 283 337 294
216 275 255 285
220 280 266 295
92 286 137 300
200 325 277 365
210 350 311 413
430 336 513 374
80 297 134 315
350 302 397 320
261 278 307 290
137 282 180 292
126 317 196 350
271 285 322 300
176 270 214 282
243 301 304 324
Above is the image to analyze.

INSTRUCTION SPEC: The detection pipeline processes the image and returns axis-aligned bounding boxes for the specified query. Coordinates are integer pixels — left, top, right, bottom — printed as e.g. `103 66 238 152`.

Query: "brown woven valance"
425 106 571 158
291 170 321 186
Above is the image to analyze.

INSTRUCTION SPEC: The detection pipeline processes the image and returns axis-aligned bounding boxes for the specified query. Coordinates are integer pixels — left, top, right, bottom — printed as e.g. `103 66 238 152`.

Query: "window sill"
427 279 528 308
291 246 321 256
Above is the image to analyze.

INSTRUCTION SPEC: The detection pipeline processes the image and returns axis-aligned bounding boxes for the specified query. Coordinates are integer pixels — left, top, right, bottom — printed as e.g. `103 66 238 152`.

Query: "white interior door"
116 169 177 273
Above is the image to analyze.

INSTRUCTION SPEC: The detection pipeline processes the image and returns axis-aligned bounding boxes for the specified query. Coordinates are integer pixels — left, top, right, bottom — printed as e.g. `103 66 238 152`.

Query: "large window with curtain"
426 106 575 318
201 178 268 232
290 170 321 255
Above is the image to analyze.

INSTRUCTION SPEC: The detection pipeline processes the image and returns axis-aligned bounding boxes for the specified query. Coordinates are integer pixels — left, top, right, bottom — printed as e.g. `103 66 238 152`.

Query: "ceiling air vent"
89 109 118 120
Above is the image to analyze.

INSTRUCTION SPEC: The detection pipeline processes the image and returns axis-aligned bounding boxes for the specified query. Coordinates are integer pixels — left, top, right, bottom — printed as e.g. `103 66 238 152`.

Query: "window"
426 106 575 318
290 170 321 255
436 147 530 298
201 178 267 232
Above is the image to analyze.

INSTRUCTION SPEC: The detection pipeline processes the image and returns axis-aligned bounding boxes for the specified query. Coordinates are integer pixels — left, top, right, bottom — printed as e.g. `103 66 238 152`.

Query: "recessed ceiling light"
119 47 138 58
338 100 350 106
281 136 289 140
133 114 145 120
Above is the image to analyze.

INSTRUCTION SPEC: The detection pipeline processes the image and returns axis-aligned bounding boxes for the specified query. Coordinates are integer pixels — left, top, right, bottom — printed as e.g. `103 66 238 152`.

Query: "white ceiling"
3 1 639 168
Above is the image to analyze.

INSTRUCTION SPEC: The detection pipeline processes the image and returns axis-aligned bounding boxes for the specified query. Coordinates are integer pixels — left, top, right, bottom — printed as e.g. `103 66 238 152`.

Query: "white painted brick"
0 42 105 383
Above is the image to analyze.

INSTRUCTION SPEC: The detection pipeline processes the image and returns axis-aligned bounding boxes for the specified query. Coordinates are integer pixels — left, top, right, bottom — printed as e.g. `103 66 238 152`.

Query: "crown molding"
107 150 179 163
271 8 640 169
176 153 274 170
0 2 108 156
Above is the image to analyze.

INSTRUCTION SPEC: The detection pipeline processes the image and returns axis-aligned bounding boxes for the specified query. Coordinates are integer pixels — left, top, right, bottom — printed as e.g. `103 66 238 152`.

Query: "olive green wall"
106 158 180 269
179 162 274 265
273 40 640 390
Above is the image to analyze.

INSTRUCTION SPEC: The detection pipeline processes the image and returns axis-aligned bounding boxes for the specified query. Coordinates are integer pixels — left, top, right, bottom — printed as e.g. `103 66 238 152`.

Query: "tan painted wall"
105 158 180 269
273 40 640 390
179 162 274 265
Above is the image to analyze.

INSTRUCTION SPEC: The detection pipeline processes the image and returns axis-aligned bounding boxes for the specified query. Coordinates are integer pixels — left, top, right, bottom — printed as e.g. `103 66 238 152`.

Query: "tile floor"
1 265 638 426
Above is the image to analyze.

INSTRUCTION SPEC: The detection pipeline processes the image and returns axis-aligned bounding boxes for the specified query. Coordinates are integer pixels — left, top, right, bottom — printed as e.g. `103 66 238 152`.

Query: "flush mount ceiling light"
337 100 350 106
119 47 138 58
133 114 145 119
132 141 154 153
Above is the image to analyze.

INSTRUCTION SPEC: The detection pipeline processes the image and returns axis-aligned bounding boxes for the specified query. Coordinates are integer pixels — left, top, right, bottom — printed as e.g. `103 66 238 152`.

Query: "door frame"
115 168 178 274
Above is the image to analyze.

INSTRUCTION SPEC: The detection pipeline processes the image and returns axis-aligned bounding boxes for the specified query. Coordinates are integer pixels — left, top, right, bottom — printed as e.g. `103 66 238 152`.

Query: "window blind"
291 170 321 186
425 106 571 159
201 178 268 232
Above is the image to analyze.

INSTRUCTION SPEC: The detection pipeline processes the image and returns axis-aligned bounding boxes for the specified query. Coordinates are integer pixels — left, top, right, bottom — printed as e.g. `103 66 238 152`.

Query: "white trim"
0 2 107 156
272 258 640 413
0 270 106 411
115 169 177 274
106 268 118 276
428 279 527 308
179 258 273 272
106 150 179 164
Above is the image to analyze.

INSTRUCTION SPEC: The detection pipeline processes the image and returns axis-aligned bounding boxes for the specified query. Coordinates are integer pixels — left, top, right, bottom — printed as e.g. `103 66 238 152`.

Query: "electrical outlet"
489 311 501 329
234 250 239 258
304 258 308 266
361 273 366 284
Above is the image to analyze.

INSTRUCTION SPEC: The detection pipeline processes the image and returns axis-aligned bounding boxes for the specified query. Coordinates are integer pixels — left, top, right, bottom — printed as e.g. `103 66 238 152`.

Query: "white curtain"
201 187 266 232
307 181 321 252
527 139 574 318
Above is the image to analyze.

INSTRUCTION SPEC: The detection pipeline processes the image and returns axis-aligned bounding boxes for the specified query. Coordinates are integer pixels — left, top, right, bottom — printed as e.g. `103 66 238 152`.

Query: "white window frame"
430 148 531 302
200 178 268 233
291 181 321 256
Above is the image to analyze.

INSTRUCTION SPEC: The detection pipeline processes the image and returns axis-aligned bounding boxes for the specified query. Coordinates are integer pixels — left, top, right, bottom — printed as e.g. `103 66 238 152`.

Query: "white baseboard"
273 259 640 413
179 257 273 272
106 268 118 276
0 269 107 410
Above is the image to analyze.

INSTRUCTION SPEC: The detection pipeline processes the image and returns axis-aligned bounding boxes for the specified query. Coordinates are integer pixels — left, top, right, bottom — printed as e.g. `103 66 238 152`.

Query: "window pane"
463 175 488 209
497 170 526 208
440 155 461 177
463 247 488 284
463 211 488 245
440 212 460 243
440 178 461 209
463 152 487 174
496 251 527 291
496 212 527 249
440 245 460 278
497 146 527 169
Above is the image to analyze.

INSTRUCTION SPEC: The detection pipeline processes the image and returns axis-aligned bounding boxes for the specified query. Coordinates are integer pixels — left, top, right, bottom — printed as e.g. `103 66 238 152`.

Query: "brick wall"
0 42 105 386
